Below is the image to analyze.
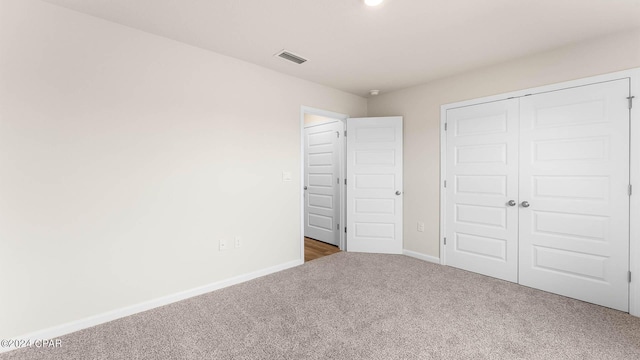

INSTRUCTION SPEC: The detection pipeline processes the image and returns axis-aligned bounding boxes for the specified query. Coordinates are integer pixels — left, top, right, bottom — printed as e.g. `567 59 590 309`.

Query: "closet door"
445 99 520 282
518 80 630 311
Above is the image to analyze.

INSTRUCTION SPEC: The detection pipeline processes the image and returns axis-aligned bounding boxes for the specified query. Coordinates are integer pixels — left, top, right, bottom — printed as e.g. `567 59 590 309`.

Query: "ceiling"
43 0 640 97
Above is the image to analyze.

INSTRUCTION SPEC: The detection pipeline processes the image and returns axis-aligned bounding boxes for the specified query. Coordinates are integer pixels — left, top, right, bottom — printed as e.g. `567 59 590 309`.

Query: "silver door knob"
521 201 530 208
304 186 308 190
395 191 402 195
507 200 517 206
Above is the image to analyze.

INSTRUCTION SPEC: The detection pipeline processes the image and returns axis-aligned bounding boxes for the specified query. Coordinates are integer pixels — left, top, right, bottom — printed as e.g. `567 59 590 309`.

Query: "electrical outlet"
219 239 229 251
234 236 242 248
417 222 425 232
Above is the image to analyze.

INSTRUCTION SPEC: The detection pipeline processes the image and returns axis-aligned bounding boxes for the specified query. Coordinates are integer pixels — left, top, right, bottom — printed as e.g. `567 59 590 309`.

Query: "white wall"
304 114 336 126
0 0 366 338
368 28 640 258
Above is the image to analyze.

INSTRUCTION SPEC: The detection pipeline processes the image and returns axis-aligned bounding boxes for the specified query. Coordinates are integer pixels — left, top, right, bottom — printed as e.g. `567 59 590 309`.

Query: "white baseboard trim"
1 258 303 354
403 249 441 264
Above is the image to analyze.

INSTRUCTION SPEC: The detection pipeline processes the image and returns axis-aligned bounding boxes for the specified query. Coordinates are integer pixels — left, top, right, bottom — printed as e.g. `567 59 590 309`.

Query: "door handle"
395 191 402 196
521 201 530 208
507 200 517 207
304 186 308 190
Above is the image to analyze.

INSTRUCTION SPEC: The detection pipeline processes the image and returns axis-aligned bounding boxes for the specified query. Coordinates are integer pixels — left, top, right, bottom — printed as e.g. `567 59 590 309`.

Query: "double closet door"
445 79 630 311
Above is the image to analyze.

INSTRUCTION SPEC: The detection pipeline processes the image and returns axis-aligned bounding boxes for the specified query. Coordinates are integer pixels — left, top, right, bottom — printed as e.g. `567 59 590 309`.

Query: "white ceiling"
43 0 640 97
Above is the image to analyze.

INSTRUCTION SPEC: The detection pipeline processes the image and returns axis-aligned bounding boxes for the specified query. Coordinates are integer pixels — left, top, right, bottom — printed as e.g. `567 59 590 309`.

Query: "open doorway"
301 107 347 262
300 108 404 261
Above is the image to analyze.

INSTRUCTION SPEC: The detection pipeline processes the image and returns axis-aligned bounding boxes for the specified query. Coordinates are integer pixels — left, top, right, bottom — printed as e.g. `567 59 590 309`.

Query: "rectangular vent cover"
276 50 308 64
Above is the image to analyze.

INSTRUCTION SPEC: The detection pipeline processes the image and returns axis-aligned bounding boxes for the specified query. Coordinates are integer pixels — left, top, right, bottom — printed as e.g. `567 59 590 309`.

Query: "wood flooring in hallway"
304 237 341 262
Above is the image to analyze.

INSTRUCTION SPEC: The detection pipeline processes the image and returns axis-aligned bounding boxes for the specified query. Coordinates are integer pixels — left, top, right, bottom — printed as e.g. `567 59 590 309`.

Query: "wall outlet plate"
417 222 425 232
219 239 229 251
234 236 242 248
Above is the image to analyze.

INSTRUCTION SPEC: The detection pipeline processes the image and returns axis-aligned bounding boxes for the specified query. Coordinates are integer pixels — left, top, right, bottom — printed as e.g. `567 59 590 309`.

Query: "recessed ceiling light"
370 90 380 96
364 0 384 6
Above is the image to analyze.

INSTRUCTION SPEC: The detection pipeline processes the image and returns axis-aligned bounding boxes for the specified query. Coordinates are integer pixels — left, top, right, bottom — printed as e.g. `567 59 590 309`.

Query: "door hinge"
344 178 347 185
344 226 347 233
629 271 632 283
444 237 447 245
337 177 339 184
344 130 347 137
337 223 340 230
629 184 633 196
444 122 448 131
444 180 447 188
628 96 635 109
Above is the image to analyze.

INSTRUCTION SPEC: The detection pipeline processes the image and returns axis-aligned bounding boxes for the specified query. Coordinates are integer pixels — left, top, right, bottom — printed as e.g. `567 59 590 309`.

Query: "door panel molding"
300 106 347 258
518 79 629 311
304 121 342 246
444 98 519 282
440 68 640 315
347 116 403 254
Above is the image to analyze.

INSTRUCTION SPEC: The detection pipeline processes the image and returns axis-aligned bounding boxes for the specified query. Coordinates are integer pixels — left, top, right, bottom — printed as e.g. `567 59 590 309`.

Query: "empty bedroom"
2 0 640 359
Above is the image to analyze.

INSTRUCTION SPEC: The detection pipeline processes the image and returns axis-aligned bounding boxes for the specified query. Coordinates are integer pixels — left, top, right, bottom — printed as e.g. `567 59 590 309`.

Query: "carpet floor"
3 253 640 359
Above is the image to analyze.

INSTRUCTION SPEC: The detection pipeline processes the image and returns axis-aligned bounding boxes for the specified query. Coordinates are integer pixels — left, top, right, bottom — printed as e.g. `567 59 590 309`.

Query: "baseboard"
403 249 441 264
1 258 303 354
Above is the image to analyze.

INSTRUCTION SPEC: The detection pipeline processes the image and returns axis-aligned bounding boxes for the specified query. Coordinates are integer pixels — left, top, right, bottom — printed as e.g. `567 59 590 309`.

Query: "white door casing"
304 121 341 246
518 79 630 311
346 117 403 254
445 99 520 282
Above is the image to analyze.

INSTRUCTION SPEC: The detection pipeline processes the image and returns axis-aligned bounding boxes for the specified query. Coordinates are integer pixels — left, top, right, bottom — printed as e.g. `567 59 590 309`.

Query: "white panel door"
304 121 341 246
445 99 520 282
518 80 630 311
346 117 403 254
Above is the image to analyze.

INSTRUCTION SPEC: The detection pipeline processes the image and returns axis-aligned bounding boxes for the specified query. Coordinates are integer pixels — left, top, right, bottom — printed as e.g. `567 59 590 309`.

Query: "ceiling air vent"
275 50 308 64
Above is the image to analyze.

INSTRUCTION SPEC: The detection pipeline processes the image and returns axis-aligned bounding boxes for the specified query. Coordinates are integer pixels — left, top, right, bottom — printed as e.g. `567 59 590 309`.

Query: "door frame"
440 68 640 316
300 106 347 259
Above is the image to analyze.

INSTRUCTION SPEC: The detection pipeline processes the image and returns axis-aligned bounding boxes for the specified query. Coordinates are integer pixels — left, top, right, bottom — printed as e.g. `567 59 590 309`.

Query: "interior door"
445 99 520 282
346 116 403 254
304 121 341 246
518 79 630 311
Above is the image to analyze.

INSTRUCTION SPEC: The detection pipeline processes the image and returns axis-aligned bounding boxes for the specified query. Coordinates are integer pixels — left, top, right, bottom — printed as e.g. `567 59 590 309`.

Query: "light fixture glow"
364 0 384 6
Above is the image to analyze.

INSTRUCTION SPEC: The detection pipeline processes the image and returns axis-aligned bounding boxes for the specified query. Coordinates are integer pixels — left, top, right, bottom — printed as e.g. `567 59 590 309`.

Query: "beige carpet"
3 252 640 359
